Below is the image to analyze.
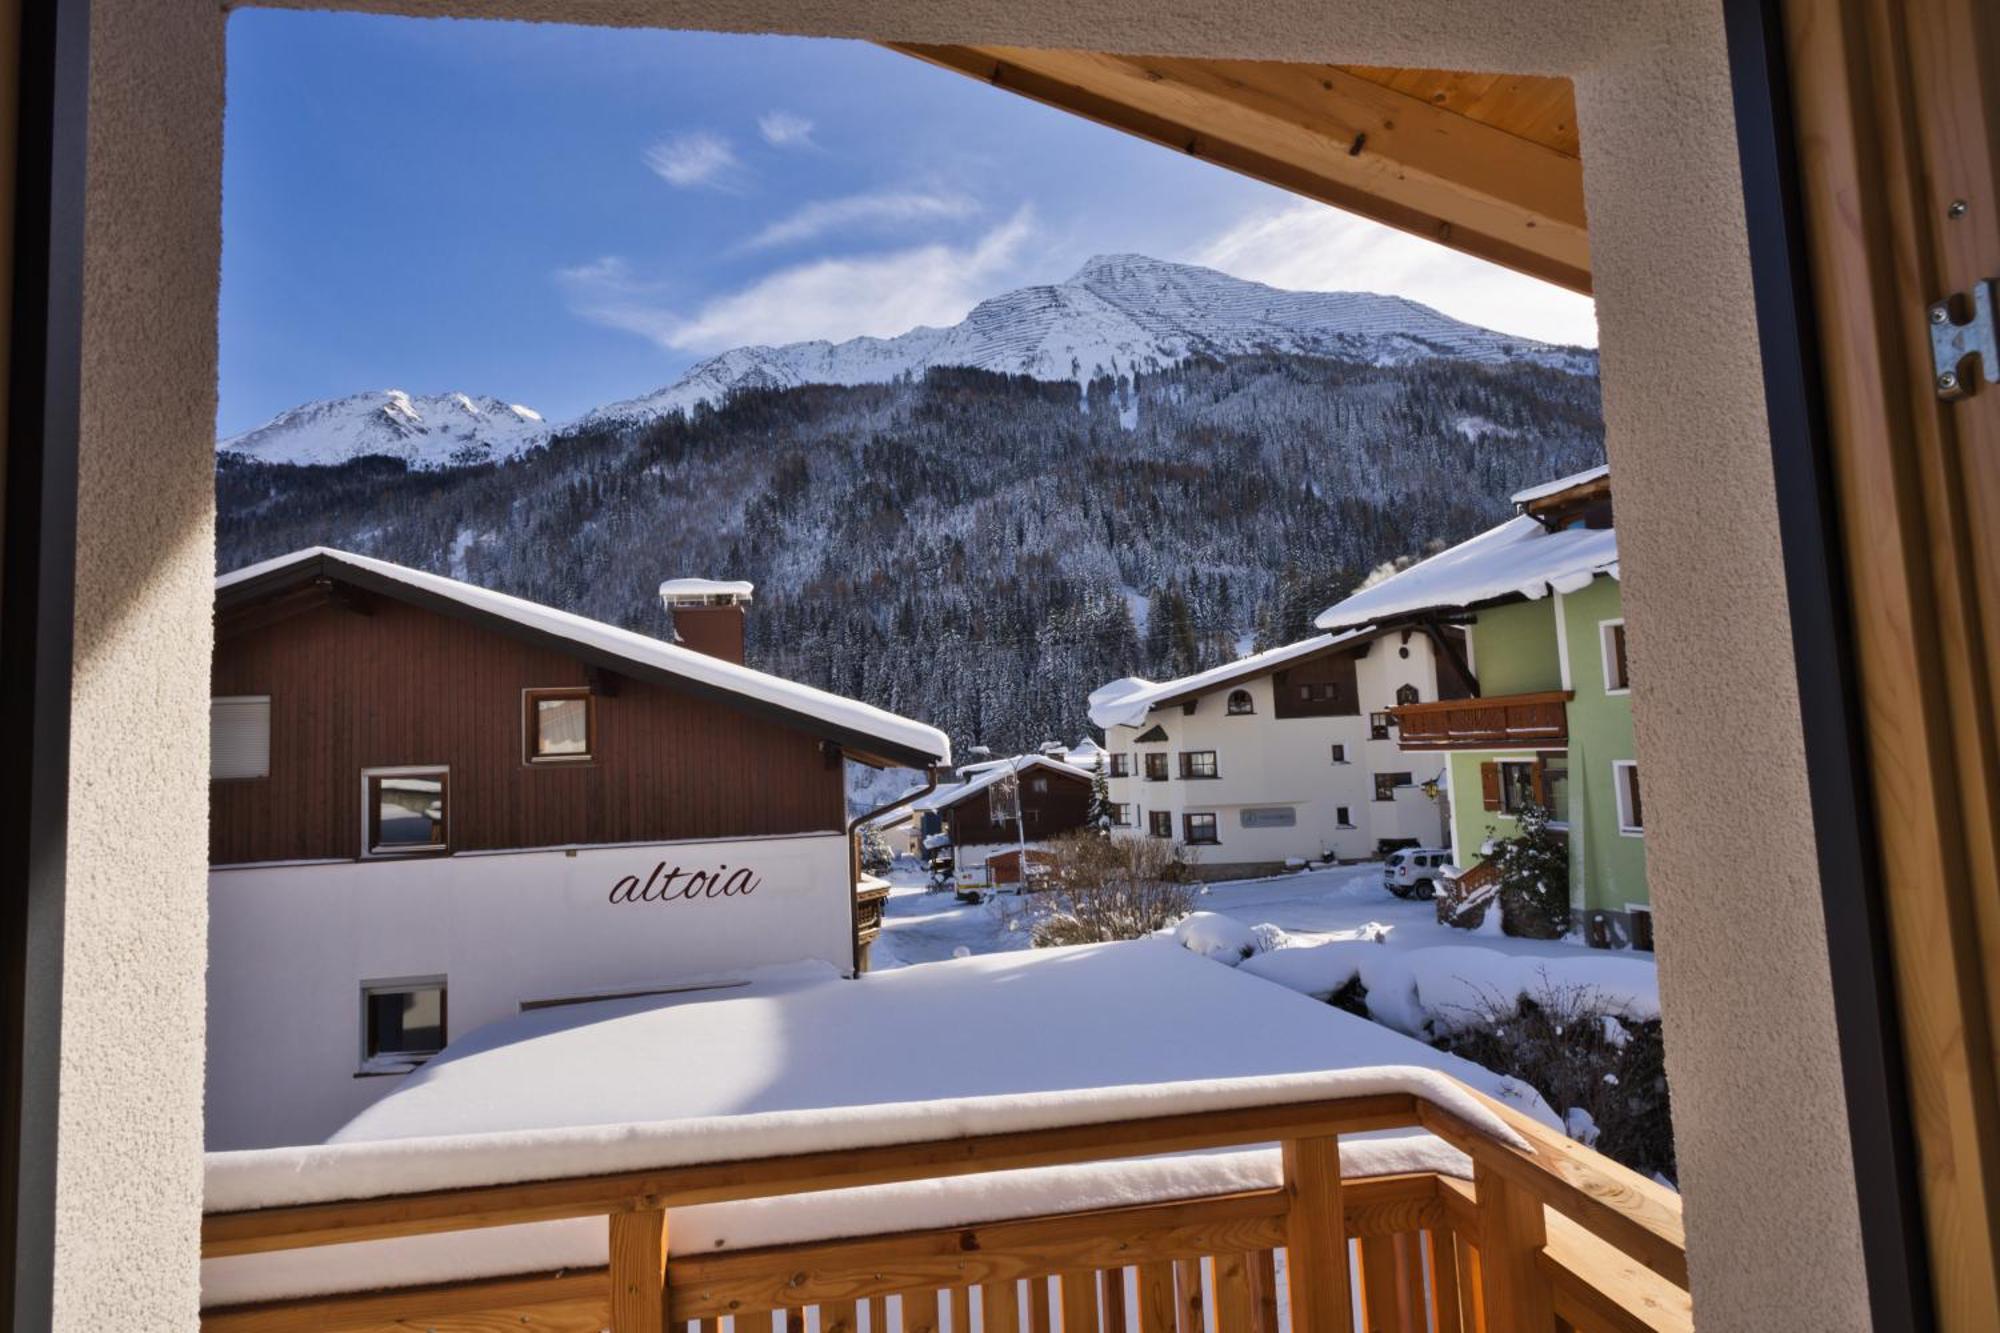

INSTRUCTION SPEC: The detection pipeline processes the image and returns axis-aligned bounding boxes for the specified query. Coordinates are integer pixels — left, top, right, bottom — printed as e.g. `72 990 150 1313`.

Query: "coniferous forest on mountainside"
217 353 1605 757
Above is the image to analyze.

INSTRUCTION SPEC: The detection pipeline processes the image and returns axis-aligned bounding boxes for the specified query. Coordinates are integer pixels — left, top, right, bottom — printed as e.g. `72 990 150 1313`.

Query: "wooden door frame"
1745 0 2000 1326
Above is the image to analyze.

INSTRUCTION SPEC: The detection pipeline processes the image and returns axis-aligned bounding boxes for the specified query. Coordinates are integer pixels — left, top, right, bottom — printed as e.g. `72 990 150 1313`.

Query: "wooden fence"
200 1084 1688 1333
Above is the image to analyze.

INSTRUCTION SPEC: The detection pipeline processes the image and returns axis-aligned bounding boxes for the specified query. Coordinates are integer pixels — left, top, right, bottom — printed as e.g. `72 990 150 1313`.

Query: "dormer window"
1394 683 1419 706
1226 689 1254 715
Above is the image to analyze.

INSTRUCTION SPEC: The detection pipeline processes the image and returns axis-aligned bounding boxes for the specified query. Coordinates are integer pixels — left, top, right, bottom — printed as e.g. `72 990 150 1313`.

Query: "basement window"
525 687 594 762
360 976 446 1074
364 768 450 856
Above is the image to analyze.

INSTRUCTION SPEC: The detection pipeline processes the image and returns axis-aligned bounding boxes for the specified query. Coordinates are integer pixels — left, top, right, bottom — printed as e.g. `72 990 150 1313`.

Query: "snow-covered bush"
1173 912 1264 963
1488 803 1572 939
1432 980 1674 1182
1029 833 1194 947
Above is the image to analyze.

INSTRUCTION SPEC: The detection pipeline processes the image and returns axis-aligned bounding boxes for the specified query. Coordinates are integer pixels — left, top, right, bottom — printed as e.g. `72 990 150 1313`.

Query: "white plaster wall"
1101 634 1452 867
206 833 853 1150
63 0 1866 1324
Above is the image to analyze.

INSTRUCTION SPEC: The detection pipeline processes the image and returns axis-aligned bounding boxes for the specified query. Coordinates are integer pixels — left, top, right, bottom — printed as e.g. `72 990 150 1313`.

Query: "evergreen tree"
1087 762 1114 836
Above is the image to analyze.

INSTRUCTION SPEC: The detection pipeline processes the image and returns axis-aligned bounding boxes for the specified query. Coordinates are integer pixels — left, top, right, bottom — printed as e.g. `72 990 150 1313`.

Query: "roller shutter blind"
211 696 270 780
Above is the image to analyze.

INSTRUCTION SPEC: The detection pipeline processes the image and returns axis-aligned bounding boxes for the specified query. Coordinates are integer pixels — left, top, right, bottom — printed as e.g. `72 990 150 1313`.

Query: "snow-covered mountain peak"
220 388 553 470
584 255 1594 432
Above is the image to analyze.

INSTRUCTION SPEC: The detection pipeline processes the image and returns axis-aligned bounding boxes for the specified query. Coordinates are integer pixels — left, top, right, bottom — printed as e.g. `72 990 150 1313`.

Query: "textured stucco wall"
56 0 224 1326
64 0 1866 1325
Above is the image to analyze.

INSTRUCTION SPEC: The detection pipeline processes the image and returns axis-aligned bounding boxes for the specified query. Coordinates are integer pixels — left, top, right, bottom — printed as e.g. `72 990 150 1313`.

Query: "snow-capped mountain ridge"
220 255 1594 466
583 254 1592 431
221 389 550 470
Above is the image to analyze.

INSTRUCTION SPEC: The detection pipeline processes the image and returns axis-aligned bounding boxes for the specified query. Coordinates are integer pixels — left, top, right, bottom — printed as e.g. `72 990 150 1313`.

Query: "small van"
1383 847 1454 899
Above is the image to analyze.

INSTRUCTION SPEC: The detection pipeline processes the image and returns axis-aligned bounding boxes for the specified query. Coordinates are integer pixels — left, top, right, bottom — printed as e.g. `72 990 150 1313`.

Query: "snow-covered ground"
873 860 1660 1040
877 860 1592 968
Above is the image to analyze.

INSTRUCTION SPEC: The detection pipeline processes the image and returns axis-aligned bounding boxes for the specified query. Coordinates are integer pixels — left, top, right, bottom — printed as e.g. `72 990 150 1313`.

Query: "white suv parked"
1383 848 1453 899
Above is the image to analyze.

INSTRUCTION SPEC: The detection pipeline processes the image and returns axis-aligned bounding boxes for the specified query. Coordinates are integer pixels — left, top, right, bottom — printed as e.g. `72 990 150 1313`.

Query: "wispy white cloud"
1191 201 1598 348
559 208 1035 353
757 110 816 148
643 132 742 189
742 190 981 252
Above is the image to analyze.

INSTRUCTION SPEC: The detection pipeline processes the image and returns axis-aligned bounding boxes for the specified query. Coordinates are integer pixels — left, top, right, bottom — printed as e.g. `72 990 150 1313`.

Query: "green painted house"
1315 466 1651 949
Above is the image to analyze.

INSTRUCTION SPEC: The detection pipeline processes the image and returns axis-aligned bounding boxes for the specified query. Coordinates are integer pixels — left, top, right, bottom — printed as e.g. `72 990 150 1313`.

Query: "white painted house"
1088 627 1470 876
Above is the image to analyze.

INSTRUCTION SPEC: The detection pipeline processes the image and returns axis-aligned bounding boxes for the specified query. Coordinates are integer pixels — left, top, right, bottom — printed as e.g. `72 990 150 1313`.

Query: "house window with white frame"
360 976 446 1073
1614 760 1645 835
1601 619 1631 693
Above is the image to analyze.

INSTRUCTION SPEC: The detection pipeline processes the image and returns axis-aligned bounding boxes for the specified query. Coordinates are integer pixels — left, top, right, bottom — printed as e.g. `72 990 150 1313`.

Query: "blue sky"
219 13 1596 437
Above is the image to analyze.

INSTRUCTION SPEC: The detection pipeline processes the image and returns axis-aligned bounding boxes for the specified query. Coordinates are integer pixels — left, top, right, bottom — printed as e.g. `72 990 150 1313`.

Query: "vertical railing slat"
1100 1268 1128 1333
1471 1165 1553 1330
824 1301 861 1333
950 1286 974 1333
986 1281 1023 1333
1248 1251 1280 1333
1212 1253 1257 1333
609 1208 669 1333
1173 1258 1204 1333
1137 1262 1177 1333
1427 1233 1464 1333
1060 1270 1099 1333
1030 1276 1055 1333
900 1290 941 1333
1281 1137 1354 1333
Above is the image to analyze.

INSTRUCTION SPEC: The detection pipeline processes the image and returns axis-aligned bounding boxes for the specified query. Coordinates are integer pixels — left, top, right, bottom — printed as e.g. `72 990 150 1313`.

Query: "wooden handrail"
200 1080 1689 1333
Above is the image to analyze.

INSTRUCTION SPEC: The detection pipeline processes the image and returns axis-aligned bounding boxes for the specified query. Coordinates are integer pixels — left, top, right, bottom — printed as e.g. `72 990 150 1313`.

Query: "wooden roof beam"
889 45 1591 295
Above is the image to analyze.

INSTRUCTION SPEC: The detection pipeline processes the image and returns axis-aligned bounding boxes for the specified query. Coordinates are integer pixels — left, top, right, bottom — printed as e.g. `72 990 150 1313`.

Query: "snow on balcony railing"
198 1069 1686 1333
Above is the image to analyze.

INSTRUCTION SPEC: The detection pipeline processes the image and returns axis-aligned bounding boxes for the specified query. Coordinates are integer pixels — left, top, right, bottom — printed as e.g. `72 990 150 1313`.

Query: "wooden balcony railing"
199 1077 1688 1333
1390 691 1573 751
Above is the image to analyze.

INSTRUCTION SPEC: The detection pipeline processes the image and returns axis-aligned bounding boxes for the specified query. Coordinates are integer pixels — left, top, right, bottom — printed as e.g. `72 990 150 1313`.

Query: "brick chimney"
658 579 754 665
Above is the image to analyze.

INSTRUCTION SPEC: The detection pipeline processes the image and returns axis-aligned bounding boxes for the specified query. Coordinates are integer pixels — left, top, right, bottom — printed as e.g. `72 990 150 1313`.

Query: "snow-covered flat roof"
909 754 1095 812
1088 628 1373 730
1316 515 1619 631
202 942 1535 1307
217 548 947 767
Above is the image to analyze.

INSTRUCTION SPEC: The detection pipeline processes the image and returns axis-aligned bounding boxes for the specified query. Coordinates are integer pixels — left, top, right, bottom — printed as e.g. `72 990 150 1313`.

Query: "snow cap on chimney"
659 578 754 664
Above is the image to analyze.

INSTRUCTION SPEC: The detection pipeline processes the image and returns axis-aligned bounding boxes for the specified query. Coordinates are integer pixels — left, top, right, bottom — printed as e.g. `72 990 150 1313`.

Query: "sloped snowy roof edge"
217 548 949 767
1314 516 1619 632
1087 628 1375 730
1508 462 1609 506
911 754 1097 812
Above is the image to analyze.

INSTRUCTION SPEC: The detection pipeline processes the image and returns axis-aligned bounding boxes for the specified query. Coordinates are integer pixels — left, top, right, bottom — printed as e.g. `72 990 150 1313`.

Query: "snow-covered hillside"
582 254 1595 430
220 389 551 470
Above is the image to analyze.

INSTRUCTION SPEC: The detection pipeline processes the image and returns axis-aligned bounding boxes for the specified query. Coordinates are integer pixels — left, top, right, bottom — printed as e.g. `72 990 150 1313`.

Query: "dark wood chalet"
925 756 1096 850
210 549 948 867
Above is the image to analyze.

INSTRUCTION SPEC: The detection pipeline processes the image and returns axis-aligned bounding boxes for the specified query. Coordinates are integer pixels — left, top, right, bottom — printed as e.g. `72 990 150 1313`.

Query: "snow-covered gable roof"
1087 628 1375 730
908 755 1095 813
216 548 949 768
1508 463 1609 507
1315 516 1619 632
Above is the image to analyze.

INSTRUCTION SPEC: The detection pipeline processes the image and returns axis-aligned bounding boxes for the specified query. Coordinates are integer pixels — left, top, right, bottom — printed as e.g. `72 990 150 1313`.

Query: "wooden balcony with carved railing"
1390 691 1573 752
199 1076 1688 1333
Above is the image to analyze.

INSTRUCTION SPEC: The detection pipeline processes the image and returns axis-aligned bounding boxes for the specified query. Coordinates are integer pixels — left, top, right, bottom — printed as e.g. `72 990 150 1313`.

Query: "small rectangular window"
1144 752 1170 781
1110 803 1131 827
211 696 271 781
525 687 593 762
1148 810 1173 838
1330 743 1348 765
1614 761 1644 834
1369 712 1393 741
1179 750 1219 779
361 977 446 1071
1374 771 1412 802
1336 805 1353 827
1498 759 1539 815
1183 813 1220 844
365 768 449 856
1109 753 1130 778
1601 620 1631 693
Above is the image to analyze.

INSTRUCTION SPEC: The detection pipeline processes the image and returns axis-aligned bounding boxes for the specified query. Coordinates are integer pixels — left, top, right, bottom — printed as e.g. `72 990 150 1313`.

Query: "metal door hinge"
1931 278 1998 400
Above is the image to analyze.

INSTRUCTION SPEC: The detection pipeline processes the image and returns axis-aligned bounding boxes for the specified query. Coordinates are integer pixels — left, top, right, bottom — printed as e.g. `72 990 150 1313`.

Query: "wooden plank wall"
210 598 845 865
